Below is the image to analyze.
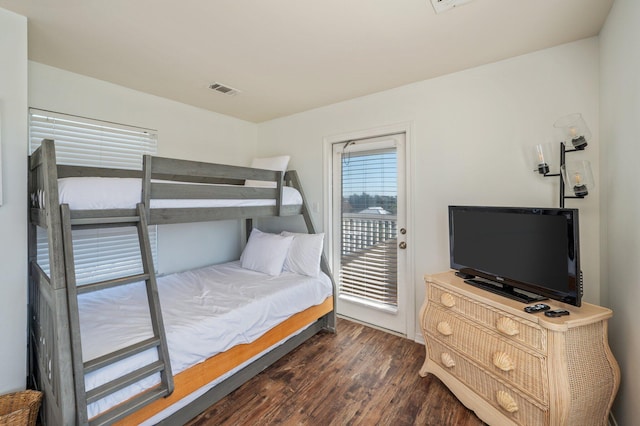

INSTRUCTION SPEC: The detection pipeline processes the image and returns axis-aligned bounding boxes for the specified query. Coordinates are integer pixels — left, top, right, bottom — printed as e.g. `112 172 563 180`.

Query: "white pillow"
240 229 294 276
281 231 324 277
245 155 291 188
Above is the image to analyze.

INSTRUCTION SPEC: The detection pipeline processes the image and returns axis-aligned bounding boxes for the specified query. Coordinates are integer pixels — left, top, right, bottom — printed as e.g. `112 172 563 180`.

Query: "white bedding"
57 177 302 210
81 260 332 419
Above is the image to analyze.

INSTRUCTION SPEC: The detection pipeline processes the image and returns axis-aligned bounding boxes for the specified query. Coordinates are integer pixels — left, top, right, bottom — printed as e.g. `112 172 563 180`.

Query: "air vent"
430 0 473 14
208 82 241 96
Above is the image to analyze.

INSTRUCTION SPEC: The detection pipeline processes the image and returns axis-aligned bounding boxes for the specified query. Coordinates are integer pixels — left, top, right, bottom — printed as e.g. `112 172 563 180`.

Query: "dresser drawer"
427 339 548 426
424 305 549 404
429 283 547 353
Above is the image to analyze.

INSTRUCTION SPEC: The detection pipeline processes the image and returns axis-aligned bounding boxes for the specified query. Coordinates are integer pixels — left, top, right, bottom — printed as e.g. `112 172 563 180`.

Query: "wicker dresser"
419 271 620 426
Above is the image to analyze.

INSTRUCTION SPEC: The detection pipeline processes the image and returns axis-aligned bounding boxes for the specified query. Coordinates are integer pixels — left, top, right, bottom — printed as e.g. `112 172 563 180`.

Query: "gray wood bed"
27 139 336 426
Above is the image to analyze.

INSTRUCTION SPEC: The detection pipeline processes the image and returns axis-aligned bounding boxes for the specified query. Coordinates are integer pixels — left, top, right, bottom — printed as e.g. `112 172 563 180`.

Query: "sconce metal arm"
539 142 582 207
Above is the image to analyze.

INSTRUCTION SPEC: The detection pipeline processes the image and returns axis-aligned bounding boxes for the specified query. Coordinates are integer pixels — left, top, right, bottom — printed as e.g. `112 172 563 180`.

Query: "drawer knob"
437 321 453 336
441 352 456 368
492 351 515 372
496 390 519 413
440 293 456 308
496 317 520 336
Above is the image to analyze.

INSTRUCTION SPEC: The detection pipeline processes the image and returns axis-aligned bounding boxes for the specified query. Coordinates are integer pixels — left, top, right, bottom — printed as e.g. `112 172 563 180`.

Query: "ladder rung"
77 273 150 295
86 360 166 405
70 216 141 226
88 386 170 426
84 337 161 374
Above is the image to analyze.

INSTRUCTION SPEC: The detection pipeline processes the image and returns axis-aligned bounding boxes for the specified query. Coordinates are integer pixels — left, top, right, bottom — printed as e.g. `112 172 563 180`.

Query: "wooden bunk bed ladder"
59 203 174 426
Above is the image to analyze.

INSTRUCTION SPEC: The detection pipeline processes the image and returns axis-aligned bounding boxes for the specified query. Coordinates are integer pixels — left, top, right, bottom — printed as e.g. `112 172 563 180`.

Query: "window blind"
29 109 157 169
339 149 398 309
30 109 158 285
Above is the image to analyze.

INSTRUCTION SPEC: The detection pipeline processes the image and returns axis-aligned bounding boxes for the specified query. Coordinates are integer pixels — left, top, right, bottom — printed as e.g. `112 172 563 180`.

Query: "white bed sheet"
57 177 302 210
81 260 332 419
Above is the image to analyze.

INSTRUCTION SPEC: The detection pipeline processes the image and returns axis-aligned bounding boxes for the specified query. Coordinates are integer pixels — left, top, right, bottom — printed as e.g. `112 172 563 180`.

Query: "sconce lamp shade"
531 143 555 174
554 113 591 150
561 160 595 197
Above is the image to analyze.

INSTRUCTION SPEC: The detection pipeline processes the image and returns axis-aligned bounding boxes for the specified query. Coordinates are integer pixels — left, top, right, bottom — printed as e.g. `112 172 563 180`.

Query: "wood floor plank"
186 318 485 425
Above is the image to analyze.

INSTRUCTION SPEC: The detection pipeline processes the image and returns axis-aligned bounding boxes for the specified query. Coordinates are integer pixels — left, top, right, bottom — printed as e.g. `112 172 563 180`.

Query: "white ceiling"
0 0 614 123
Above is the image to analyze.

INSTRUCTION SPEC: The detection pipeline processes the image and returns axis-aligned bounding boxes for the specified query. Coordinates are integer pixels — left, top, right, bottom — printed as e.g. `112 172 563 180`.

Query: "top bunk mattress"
57 177 302 210
82 260 333 418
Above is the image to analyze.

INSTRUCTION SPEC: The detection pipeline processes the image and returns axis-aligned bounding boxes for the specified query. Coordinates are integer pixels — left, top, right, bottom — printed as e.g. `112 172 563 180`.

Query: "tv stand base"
463 278 547 304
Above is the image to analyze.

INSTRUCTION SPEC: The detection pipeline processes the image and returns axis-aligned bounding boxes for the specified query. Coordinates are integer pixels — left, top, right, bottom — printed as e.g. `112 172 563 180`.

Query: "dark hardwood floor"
185 318 485 426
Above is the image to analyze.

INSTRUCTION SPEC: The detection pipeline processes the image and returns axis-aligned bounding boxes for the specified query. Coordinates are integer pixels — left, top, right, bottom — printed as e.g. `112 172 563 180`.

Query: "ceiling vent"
208 82 241 96
430 0 474 14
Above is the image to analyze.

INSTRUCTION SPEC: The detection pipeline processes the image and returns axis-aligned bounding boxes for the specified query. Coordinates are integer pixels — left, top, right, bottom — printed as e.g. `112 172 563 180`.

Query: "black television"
448 205 582 306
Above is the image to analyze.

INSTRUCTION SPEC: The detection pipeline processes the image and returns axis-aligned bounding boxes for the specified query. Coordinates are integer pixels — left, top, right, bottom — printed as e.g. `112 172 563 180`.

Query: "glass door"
332 133 407 334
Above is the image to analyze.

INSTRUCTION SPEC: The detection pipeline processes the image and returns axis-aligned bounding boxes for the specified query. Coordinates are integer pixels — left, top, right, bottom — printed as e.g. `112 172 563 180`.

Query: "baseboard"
335 314 406 338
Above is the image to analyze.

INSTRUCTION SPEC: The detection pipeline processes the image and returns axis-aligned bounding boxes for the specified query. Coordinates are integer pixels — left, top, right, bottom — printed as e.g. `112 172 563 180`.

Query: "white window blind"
30 109 158 285
30 109 157 169
339 148 398 309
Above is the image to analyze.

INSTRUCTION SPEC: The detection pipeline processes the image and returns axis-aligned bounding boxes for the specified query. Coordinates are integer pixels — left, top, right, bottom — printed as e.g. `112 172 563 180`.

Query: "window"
29 109 158 285
338 146 398 309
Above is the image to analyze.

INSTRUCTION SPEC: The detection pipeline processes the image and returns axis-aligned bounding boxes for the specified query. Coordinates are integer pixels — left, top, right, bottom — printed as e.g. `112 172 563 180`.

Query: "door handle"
399 241 407 249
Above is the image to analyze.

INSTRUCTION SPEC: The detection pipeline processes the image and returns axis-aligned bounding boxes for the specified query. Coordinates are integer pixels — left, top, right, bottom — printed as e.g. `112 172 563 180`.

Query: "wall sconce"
532 142 555 175
532 113 594 207
554 113 591 150
562 160 595 197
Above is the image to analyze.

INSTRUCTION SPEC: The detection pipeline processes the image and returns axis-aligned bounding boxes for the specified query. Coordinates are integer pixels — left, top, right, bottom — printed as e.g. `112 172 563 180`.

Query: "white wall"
600 0 640 423
29 62 260 273
258 39 601 341
0 8 28 393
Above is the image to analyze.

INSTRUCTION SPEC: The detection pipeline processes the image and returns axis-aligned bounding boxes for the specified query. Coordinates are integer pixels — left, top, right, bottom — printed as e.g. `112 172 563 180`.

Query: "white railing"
340 213 398 307
341 213 397 255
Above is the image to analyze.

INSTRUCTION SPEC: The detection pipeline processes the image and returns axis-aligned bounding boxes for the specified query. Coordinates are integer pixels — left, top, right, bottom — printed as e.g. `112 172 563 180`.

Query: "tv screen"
449 206 581 306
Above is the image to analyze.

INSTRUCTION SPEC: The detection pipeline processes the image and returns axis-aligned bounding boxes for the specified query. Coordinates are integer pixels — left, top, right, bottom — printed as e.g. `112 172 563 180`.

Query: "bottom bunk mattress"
79 260 333 419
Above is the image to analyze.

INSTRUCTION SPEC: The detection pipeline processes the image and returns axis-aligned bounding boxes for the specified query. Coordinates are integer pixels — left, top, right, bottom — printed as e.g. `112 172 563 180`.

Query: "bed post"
142 155 152 220
284 171 336 333
245 218 254 242
276 171 284 217
28 139 78 425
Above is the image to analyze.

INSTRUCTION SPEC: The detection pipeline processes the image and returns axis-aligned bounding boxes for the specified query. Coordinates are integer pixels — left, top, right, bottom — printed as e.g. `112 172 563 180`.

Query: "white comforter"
81 261 332 418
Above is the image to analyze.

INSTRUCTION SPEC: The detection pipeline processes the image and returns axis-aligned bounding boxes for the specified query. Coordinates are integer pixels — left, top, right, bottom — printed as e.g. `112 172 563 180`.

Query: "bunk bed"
28 139 336 426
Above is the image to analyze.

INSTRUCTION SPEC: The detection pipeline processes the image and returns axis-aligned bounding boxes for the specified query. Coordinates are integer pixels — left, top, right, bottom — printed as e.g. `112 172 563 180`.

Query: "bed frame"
27 139 336 426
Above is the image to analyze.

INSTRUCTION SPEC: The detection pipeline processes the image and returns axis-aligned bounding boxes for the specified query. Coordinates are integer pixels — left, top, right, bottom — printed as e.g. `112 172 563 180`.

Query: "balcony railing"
340 213 398 308
341 213 397 255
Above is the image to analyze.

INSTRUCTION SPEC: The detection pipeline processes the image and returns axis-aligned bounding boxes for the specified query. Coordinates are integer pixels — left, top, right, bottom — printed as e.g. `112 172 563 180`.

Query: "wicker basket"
0 390 42 426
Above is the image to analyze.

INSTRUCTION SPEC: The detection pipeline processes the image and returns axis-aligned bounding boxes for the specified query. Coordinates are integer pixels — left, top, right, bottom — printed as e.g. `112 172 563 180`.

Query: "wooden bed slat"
148 205 302 224
84 337 161 374
58 164 142 179
150 182 278 200
76 273 150 295
87 361 166 405
149 156 279 182
70 215 141 227
89 388 170 426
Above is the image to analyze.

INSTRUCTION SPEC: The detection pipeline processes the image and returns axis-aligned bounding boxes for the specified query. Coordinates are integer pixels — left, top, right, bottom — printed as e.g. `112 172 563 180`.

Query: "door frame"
323 122 415 339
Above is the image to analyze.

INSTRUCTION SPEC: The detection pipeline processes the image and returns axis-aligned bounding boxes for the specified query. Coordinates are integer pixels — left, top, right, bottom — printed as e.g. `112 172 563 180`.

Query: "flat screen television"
448 205 582 306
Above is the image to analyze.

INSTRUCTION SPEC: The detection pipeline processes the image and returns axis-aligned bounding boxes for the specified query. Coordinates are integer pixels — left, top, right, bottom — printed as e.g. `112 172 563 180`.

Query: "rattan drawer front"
429 283 547 353
427 339 548 426
424 305 548 404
